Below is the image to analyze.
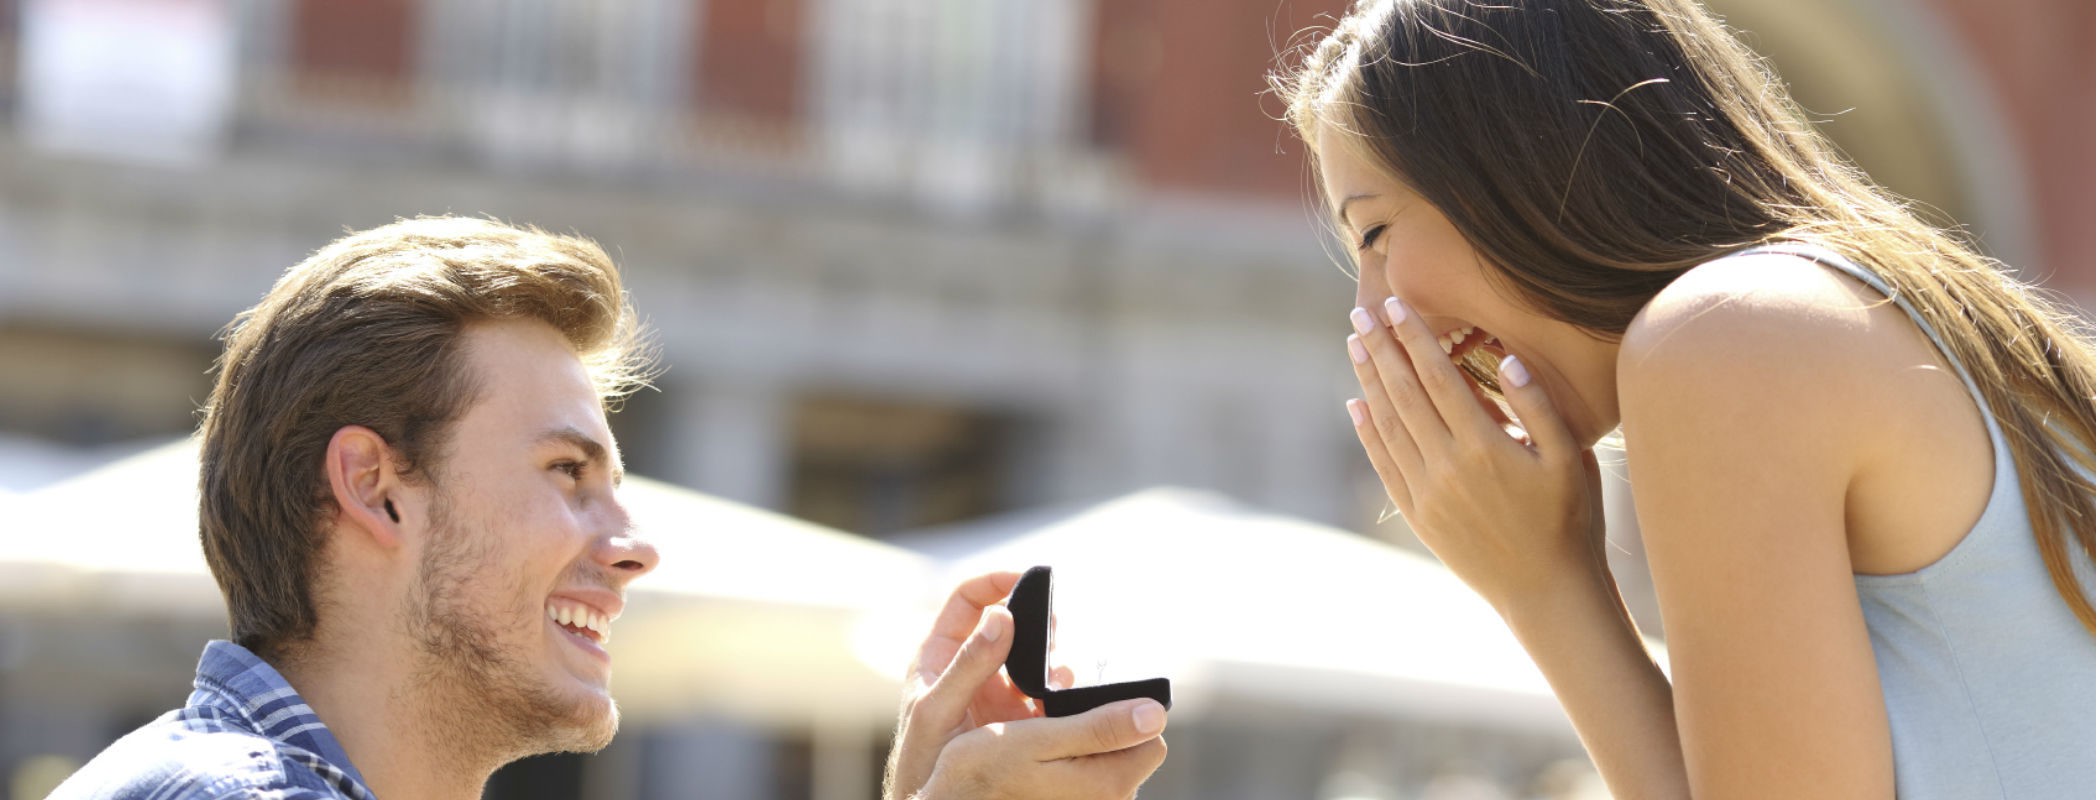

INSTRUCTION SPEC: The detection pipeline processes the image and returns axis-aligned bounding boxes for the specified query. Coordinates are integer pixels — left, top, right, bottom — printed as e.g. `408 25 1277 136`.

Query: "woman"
1276 0 2094 797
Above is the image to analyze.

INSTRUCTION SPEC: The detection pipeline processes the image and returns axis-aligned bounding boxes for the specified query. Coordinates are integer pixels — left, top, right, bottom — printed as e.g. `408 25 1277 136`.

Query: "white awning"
891 488 1650 737
2 437 930 727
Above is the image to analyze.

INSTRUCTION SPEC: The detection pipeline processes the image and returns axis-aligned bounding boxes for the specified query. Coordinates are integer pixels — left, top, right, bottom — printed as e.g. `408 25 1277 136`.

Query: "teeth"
547 601 615 643
1441 326 1479 361
587 611 612 643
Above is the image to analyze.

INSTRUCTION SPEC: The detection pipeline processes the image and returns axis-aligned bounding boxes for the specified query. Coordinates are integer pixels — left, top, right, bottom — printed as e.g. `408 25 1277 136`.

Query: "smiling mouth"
1440 325 1504 366
1436 324 1525 433
547 599 612 645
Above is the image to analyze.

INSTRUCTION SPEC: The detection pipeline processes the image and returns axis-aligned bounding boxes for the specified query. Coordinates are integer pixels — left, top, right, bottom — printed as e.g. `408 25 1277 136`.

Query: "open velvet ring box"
1004 565 1173 717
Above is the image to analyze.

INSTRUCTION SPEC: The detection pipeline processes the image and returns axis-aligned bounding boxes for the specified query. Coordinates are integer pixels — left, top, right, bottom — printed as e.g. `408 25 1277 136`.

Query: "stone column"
662 379 791 511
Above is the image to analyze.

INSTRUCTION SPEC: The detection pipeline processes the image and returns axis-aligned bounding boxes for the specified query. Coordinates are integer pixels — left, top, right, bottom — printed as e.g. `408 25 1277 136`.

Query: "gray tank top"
1728 243 2095 799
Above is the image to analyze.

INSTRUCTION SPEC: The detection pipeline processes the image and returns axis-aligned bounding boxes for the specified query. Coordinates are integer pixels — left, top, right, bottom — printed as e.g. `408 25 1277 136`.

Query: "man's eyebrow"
1333 192 1378 230
537 426 624 487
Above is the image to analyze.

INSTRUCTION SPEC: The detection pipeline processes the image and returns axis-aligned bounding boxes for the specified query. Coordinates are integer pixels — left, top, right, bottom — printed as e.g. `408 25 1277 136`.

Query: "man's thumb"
1022 698 1168 761
917 606 1015 724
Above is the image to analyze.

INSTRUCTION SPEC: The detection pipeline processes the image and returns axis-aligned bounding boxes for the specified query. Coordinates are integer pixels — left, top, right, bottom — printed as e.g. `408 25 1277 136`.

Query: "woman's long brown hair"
1277 0 2096 629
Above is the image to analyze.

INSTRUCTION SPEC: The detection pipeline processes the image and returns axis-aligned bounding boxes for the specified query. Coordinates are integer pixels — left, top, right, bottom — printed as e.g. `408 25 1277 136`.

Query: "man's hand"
885 572 1169 800
915 699 1169 800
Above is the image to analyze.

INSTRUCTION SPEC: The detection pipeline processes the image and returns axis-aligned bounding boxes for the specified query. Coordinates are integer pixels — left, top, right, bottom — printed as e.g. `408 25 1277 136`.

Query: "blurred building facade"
0 0 2088 527
0 0 2088 798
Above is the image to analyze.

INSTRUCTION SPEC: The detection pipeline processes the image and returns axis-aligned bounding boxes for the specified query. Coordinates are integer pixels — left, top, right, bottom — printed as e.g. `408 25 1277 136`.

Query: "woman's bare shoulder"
1617 252 1893 471
1625 252 1891 387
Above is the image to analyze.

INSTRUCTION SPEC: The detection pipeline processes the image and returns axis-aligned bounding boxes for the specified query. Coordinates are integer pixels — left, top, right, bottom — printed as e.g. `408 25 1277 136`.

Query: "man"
52 217 1167 799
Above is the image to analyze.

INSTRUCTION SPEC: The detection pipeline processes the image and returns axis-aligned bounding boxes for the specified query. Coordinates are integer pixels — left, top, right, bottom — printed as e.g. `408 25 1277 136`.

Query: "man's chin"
556 709 620 754
538 678 621 753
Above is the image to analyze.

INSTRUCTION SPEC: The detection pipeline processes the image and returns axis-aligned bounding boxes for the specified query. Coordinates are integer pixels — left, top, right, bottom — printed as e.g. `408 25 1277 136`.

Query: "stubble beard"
400 488 620 766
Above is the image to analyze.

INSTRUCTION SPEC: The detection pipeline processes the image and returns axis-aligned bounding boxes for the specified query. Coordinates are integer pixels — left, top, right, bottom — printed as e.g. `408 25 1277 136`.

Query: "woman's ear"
324 425 406 550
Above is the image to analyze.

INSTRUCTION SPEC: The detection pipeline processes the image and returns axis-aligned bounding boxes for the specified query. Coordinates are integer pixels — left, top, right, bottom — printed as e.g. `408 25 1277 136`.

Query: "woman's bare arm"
1344 255 1896 797
1607 256 1895 797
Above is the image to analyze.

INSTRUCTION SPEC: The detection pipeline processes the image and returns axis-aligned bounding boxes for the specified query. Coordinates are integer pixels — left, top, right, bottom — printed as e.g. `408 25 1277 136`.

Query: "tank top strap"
1722 242 1999 424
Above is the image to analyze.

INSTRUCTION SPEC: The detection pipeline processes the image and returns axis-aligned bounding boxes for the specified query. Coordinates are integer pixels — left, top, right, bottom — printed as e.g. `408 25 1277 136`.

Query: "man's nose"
596 503 660 579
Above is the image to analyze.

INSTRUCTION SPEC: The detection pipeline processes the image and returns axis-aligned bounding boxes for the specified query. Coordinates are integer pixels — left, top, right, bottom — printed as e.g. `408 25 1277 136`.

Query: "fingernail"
980 610 1004 643
1383 297 1408 326
1350 307 1375 335
1499 354 1530 388
1347 334 1369 364
1133 701 1165 734
1346 399 1367 427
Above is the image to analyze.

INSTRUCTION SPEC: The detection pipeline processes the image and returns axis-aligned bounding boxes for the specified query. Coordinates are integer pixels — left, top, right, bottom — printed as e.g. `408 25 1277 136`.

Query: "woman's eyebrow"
1333 192 1379 229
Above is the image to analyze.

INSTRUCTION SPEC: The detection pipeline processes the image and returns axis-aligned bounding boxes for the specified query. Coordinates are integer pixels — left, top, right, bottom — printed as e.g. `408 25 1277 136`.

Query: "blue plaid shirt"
50 640 376 800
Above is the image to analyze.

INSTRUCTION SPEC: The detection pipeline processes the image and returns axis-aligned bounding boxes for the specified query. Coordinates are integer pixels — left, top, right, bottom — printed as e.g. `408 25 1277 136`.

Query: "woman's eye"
1356 224 1387 252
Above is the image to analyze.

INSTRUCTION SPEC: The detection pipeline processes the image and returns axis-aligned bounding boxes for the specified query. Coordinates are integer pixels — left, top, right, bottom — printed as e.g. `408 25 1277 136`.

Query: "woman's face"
1312 123 1620 445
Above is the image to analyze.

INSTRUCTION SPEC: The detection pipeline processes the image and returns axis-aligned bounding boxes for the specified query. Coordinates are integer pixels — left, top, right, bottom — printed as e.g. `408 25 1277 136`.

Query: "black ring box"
1003 565 1173 717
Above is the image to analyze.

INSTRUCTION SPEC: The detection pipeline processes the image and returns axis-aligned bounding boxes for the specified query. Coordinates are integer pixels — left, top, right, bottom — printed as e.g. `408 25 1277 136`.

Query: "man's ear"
324 425 407 550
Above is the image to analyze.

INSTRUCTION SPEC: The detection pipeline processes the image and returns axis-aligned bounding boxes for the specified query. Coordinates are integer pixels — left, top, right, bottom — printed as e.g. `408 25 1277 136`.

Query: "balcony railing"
0 0 1121 220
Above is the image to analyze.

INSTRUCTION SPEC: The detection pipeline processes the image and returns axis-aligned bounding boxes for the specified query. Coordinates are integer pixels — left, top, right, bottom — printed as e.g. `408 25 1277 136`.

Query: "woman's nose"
1354 280 1390 325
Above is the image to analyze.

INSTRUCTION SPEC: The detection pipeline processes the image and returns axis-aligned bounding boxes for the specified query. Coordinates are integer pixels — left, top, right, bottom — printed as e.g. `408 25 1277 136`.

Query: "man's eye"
553 460 588 480
1356 224 1388 252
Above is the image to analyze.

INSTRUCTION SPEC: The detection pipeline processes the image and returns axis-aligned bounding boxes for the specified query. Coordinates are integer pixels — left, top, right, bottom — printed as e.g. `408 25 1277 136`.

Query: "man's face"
402 318 657 755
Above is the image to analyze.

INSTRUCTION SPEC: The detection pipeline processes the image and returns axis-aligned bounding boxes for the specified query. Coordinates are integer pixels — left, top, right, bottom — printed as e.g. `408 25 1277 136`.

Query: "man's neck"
272 636 502 800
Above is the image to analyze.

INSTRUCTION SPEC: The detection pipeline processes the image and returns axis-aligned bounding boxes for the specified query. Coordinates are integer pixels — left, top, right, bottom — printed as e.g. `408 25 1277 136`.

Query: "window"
787 394 1013 538
370 0 679 165
808 0 1087 207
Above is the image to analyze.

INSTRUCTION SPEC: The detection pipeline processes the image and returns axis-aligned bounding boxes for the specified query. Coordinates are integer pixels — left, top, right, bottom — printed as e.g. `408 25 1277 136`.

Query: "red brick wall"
1090 0 1348 203
293 0 415 80
694 0 806 126
1923 0 2094 301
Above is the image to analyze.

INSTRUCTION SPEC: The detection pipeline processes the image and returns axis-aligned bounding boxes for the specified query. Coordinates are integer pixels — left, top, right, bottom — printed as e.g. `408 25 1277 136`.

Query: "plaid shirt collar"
190 640 375 798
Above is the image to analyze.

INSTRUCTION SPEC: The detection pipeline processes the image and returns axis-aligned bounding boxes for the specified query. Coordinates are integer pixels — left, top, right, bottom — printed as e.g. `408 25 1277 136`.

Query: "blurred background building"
0 0 2088 798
